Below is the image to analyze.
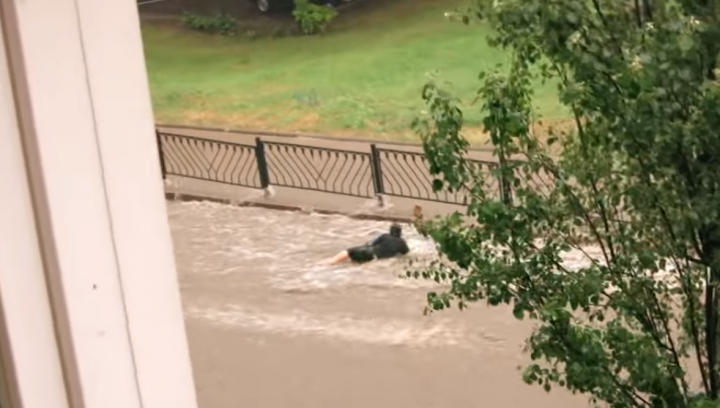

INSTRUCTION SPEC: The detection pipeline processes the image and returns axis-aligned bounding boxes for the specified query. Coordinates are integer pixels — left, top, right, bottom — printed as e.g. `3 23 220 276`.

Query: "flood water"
167 200 588 408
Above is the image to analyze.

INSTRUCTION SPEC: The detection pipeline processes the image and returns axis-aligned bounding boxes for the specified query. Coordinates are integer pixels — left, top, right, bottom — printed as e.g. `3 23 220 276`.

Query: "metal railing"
156 130 508 205
158 132 261 188
264 140 375 198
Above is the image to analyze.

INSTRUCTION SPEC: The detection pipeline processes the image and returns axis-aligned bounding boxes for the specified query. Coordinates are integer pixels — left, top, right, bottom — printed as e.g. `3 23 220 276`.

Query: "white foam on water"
267 257 440 293
557 245 682 292
169 200 682 291
185 304 466 348
350 195 393 215
169 199 684 353
269 238 440 292
168 200 438 290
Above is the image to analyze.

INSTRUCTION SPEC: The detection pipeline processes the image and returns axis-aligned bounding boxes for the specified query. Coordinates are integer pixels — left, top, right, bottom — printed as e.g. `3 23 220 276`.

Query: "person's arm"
399 240 410 256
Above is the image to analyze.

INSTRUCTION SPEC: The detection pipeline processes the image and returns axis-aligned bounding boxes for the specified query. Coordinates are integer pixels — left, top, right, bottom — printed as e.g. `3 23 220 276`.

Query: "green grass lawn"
142 0 566 142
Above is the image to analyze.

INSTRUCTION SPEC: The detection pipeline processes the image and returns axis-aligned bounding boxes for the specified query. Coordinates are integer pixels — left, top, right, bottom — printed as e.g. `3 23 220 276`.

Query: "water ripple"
168 200 438 291
185 304 467 349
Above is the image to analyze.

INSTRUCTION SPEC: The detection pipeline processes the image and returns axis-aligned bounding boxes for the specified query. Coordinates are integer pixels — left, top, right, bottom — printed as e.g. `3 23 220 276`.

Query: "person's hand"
412 205 430 236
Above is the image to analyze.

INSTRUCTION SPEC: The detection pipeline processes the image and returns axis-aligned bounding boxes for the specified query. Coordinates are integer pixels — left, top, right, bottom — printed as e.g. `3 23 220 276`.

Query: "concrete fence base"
164 191 413 224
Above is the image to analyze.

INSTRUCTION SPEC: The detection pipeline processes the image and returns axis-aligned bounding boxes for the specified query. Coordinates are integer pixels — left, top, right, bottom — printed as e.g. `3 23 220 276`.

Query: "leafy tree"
411 1 720 407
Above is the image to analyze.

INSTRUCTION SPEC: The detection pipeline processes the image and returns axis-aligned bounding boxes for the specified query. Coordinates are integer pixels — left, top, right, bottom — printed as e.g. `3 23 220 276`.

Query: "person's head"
389 223 402 238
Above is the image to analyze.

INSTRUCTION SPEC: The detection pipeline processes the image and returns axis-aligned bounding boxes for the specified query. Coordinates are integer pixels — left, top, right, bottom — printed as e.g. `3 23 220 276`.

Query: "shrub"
292 0 338 35
181 11 236 36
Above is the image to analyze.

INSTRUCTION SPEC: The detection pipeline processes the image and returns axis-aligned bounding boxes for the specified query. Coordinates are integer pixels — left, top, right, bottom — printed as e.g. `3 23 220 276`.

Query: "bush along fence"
155 130 513 206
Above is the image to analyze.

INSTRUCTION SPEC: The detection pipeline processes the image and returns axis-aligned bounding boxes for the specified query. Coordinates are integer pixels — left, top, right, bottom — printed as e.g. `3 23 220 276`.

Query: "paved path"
156 124 497 157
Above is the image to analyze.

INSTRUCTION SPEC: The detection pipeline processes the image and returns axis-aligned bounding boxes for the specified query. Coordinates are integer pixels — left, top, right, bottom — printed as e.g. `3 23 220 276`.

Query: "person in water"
323 223 410 265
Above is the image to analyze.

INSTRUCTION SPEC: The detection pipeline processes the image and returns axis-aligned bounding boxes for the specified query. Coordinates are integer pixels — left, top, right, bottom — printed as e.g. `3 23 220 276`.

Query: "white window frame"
0 0 198 407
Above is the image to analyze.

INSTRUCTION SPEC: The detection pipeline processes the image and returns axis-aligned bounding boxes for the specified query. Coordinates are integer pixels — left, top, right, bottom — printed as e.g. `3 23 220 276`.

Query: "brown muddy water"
167 200 590 408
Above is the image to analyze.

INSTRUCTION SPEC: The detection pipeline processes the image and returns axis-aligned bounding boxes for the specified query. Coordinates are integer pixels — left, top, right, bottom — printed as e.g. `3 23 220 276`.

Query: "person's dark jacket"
366 233 409 259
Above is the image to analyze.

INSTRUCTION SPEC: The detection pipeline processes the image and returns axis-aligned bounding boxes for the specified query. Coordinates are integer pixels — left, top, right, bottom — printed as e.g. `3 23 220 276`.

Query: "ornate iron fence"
263 141 375 198
155 130 508 205
374 147 502 205
157 131 261 188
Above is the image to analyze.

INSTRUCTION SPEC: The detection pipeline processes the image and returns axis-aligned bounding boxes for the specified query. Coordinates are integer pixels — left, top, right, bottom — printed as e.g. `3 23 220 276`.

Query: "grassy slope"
143 0 565 142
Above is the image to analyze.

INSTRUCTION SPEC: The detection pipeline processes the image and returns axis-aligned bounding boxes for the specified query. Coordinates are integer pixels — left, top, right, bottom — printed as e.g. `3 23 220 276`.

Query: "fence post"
254 137 271 193
155 129 166 180
497 159 513 206
500 178 513 205
369 144 385 206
